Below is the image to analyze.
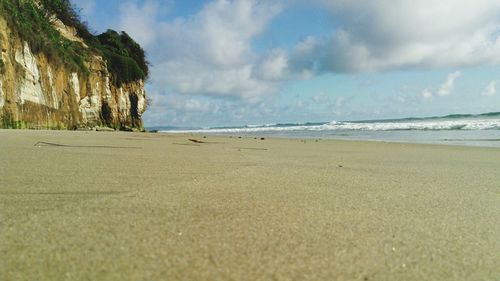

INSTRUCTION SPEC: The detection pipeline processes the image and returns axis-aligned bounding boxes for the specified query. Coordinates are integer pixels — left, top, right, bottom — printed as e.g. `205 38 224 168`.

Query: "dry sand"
0 129 499 280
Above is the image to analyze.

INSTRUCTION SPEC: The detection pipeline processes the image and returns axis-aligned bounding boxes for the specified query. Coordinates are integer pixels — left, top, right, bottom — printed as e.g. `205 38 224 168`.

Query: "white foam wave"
163 118 500 134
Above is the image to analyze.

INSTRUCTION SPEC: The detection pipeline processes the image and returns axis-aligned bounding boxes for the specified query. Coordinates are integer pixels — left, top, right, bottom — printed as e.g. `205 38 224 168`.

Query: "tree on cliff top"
97 30 149 86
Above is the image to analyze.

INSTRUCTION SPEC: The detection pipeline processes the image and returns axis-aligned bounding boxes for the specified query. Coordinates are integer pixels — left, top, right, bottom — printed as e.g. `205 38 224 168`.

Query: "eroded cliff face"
0 17 147 130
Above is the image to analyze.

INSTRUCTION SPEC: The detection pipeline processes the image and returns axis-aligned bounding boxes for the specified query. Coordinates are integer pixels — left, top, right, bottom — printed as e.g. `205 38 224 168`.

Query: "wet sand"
1 129 499 280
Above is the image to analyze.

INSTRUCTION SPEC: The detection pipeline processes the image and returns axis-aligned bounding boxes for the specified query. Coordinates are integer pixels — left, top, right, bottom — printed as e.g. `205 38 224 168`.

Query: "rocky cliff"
0 1 147 130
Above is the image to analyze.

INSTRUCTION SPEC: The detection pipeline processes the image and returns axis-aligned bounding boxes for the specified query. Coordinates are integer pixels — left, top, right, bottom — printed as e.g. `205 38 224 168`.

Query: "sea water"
157 112 500 148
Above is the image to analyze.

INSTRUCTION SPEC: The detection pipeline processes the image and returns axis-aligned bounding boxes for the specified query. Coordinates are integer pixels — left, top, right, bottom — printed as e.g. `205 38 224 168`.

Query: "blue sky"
71 0 500 127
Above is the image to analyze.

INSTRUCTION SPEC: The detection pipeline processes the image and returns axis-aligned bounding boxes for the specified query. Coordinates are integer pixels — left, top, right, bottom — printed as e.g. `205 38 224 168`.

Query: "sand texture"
1 130 499 280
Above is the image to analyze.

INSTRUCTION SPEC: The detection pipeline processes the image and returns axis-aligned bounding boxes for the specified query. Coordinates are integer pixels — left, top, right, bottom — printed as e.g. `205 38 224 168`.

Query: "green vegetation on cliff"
98 30 148 86
0 0 148 86
0 0 86 72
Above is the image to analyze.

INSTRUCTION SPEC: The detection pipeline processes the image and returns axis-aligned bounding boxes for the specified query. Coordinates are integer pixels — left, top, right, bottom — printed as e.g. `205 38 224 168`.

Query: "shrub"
98 30 148 85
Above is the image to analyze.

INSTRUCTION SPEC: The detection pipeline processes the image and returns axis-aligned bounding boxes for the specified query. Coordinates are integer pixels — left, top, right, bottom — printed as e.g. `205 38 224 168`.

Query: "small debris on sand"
234 147 268 151
188 139 205 144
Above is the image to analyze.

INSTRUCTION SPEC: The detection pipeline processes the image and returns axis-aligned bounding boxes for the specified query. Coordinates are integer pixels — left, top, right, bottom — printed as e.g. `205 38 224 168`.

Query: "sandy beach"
1 129 499 280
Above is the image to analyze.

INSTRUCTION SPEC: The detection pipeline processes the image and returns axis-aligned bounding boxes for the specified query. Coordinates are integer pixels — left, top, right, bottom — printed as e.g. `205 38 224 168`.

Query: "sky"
71 0 500 127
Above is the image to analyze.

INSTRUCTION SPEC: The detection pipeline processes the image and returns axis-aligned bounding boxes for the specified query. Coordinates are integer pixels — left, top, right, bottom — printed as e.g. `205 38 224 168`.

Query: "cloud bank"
115 0 500 99
71 0 500 125
118 0 285 101
294 0 500 75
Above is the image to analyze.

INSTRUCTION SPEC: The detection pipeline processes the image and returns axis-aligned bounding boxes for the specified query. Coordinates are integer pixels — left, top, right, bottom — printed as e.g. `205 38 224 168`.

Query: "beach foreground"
1 130 499 280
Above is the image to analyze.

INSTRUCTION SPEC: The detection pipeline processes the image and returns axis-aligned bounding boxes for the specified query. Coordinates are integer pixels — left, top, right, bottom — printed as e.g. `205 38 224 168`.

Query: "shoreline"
3 128 500 149
158 130 500 149
1 129 499 280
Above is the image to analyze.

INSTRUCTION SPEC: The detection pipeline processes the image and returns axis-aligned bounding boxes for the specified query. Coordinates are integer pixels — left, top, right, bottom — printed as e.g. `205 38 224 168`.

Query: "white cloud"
311 93 329 104
482 81 497 96
437 71 462 96
152 61 281 102
309 92 352 118
144 91 287 126
257 49 289 81
334 96 344 108
291 0 500 74
420 71 462 100
118 1 169 48
118 0 284 101
421 89 433 100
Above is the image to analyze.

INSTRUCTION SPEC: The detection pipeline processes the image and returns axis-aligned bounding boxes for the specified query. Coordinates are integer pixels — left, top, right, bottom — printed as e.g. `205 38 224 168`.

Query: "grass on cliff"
0 0 148 86
0 0 86 73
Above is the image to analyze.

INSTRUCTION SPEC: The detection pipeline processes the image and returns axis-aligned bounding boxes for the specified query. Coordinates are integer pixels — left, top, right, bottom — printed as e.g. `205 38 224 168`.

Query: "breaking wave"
163 116 500 134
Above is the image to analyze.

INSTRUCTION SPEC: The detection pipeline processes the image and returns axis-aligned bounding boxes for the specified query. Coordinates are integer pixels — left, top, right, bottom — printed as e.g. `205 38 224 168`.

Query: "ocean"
155 112 500 148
